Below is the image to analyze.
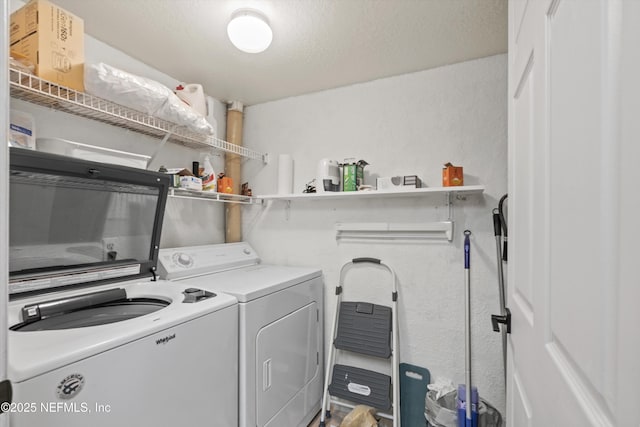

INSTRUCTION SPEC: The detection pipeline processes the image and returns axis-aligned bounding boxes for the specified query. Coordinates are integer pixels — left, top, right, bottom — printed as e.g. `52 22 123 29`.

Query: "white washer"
158 243 324 427
7 148 239 426
8 280 238 427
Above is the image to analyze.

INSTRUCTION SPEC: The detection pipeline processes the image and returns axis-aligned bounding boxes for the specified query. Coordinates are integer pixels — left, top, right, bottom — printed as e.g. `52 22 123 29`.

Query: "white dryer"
7 148 238 427
158 243 324 427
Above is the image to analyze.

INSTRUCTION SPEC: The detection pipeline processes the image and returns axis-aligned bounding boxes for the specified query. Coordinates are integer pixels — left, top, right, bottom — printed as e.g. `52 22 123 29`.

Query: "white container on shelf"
36 138 151 169
205 96 218 138
277 154 293 194
316 159 340 193
175 84 207 116
9 110 36 149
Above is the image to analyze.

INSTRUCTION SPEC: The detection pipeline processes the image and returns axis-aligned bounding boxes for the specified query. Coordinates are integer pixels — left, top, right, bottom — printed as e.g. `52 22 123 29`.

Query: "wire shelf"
168 188 259 205
9 68 267 162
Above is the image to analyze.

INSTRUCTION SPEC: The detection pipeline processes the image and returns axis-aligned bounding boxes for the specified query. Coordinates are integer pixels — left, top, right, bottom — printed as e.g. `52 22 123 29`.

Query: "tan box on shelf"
9 0 38 44
218 176 234 194
442 162 464 187
10 0 85 92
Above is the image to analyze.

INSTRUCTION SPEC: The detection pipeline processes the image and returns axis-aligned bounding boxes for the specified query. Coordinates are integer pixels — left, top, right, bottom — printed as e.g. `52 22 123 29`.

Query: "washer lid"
12 297 169 331
180 263 321 302
8 148 170 296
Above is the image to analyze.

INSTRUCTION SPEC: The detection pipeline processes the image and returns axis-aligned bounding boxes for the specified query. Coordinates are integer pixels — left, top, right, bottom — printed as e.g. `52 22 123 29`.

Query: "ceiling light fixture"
227 9 273 54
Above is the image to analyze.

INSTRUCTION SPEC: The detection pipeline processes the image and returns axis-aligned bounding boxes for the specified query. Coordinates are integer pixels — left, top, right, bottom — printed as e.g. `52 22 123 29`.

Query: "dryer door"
256 302 319 427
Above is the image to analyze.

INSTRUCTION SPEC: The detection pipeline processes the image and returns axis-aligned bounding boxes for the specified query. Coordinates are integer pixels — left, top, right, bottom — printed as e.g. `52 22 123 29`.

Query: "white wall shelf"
258 185 484 224
258 185 485 201
168 188 259 205
168 185 483 207
9 68 268 163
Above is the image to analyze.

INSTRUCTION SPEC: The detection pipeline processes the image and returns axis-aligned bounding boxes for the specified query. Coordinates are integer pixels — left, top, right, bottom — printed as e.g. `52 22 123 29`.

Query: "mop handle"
493 210 502 237
493 210 507 313
493 210 508 387
498 194 508 262
463 230 472 424
464 231 471 269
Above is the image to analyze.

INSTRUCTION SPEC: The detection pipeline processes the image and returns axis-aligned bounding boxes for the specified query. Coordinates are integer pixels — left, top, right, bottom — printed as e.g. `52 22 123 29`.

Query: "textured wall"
242 54 508 414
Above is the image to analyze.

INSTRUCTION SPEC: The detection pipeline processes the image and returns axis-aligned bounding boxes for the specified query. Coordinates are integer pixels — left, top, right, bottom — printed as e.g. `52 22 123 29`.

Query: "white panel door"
508 0 640 425
1 0 10 426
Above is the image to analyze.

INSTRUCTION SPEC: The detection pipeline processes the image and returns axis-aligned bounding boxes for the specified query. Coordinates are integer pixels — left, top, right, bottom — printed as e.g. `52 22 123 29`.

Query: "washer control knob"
182 287 214 303
243 248 251 255
174 252 193 267
184 288 205 298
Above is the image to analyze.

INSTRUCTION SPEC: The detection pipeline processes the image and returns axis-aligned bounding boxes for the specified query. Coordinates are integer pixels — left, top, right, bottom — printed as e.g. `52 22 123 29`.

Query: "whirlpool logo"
156 333 176 345
56 374 85 399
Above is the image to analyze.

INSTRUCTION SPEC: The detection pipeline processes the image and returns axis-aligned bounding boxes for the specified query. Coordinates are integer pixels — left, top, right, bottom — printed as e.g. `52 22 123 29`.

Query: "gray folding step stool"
319 257 400 427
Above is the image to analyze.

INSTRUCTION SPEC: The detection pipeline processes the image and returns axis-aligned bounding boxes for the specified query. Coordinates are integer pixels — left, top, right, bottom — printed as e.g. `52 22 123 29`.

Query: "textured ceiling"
53 0 507 106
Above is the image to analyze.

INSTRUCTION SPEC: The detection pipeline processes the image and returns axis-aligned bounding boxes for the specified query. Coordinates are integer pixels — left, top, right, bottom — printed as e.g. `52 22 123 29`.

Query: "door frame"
1 0 11 425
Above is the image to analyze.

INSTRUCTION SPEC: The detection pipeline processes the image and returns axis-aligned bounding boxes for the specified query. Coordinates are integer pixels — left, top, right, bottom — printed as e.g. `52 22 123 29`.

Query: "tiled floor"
307 408 346 427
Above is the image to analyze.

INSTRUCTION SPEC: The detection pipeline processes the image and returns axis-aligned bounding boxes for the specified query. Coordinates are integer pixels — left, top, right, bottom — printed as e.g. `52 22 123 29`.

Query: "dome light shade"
227 10 273 53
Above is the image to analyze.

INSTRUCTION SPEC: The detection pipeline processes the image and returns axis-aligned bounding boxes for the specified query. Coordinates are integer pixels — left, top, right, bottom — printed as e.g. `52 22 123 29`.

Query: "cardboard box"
180 176 203 191
342 159 368 192
219 176 234 194
9 1 38 44
10 0 84 91
162 168 193 188
442 162 464 187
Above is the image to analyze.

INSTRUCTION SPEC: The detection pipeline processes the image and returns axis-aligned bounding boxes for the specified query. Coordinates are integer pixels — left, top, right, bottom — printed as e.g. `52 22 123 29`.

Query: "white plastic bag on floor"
340 405 378 427
425 390 457 427
425 390 503 427
427 377 457 400
84 63 213 135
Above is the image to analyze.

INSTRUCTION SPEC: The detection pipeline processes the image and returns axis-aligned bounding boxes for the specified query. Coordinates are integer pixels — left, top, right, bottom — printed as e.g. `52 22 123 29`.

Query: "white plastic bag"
425 390 503 427
340 405 378 427
84 63 213 135
427 377 456 400
425 390 457 427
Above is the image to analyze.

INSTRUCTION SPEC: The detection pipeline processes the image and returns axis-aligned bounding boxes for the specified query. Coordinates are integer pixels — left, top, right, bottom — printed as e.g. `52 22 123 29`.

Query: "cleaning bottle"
457 384 479 427
201 155 217 192
205 96 218 138
175 84 207 116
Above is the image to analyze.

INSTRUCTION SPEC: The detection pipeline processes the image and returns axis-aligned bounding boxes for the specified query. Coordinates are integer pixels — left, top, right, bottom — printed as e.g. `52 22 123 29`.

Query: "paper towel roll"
277 154 293 194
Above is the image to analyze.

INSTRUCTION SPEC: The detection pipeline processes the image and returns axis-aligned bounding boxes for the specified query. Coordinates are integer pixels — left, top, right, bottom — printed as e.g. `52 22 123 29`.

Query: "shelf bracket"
146 130 173 169
447 192 454 221
285 200 291 221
